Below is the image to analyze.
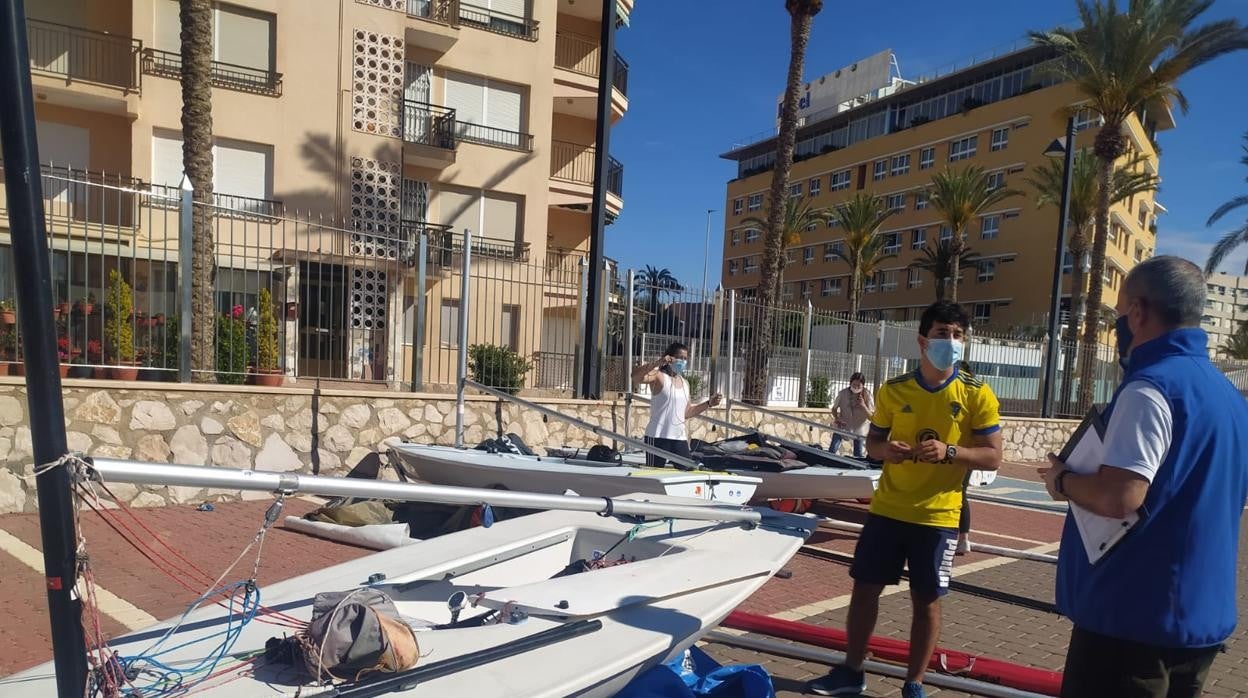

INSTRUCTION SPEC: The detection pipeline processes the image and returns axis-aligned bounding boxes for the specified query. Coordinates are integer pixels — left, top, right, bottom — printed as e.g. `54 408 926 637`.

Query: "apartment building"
720 44 1168 338
2 0 630 387
1204 272 1247 358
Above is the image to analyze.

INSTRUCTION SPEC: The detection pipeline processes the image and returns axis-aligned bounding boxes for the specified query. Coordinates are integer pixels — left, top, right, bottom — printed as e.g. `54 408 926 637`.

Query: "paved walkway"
1 462 1246 698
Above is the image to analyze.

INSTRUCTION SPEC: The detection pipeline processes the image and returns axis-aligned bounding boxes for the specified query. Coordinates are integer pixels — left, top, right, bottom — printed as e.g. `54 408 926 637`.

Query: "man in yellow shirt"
809 301 1003 698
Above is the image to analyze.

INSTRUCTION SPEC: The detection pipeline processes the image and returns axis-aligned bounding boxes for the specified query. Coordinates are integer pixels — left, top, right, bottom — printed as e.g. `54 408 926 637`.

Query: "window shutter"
151 130 185 188
440 187 481 235
444 71 485 125
490 0 527 18
485 80 523 134
212 138 271 200
214 5 273 71
482 192 520 241
154 0 181 52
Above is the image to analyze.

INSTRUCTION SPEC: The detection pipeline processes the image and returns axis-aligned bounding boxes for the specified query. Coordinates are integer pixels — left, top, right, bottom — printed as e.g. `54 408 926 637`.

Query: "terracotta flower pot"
59 364 70 378
57 302 71 315
0 311 14 325
79 303 95 316
252 370 284 387
0 362 9 376
109 363 140 381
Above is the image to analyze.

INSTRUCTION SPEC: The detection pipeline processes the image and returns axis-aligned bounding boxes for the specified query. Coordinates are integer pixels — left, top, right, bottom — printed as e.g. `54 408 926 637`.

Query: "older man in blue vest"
1041 256 1248 698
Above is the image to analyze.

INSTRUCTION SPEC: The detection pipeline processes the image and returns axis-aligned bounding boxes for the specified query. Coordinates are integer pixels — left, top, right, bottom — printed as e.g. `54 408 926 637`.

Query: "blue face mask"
1115 314 1134 365
672 359 687 375
924 338 964 371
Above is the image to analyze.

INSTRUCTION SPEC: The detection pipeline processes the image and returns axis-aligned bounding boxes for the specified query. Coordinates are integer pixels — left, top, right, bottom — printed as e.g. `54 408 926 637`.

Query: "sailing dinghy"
1 461 813 698
389 443 761 504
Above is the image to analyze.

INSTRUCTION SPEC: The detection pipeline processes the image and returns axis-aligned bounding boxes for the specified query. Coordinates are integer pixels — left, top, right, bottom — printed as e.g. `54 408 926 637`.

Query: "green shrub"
807 375 830 408
685 372 704 400
256 288 279 371
104 269 135 363
216 314 248 384
468 344 533 395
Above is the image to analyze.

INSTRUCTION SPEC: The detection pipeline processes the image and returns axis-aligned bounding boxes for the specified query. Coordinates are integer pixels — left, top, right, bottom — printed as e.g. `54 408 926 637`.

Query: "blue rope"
117 580 261 696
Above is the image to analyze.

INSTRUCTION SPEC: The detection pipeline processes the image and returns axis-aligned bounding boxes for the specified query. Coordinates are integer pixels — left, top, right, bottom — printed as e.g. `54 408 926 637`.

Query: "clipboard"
1058 406 1142 565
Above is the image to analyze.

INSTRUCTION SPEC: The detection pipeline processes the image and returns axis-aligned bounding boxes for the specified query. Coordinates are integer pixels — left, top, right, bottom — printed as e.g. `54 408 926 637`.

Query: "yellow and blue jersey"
868 368 1001 529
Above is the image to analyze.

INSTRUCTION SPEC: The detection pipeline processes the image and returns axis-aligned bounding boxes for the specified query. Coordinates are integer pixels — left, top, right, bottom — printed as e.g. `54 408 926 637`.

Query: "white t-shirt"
1101 381 1173 483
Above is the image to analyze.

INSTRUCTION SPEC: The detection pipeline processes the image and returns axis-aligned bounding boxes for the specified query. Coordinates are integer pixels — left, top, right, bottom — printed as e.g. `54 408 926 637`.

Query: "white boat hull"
392 444 760 504
1 498 813 697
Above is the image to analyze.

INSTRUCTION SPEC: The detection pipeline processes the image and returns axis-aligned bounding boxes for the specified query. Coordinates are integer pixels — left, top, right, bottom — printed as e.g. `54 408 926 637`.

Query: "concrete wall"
0 379 1078 513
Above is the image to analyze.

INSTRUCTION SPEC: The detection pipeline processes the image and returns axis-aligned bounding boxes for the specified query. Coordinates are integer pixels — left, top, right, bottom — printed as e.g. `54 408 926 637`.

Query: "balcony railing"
550 141 624 197
142 48 283 96
402 101 457 149
458 2 538 40
456 121 533 151
1 163 144 228
147 183 284 220
414 223 530 266
553 31 628 98
407 0 460 25
25 18 141 90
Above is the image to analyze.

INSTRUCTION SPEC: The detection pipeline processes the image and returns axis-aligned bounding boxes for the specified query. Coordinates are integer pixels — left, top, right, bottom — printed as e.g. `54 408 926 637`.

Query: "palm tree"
743 0 823 405
1205 132 1248 275
1026 150 1159 412
1033 0 1248 409
740 196 828 283
636 266 682 333
830 193 899 352
181 0 216 380
909 239 980 301
1224 320 1248 360
926 166 1021 302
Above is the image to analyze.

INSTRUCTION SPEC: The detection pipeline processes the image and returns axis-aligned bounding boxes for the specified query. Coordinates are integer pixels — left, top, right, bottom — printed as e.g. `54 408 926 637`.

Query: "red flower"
57 336 70 352
87 339 102 358
232 305 244 319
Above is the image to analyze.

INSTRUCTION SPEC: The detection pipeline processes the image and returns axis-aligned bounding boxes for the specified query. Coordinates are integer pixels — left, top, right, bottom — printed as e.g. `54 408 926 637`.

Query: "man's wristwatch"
944 444 957 463
1055 469 1070 497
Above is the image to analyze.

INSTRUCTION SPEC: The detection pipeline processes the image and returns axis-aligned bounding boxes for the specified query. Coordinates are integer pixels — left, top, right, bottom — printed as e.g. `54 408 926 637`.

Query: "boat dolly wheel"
769 498 812 514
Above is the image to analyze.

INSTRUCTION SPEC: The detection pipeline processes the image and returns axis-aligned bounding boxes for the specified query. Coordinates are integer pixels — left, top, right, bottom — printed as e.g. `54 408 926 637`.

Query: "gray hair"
1122 256 1205 327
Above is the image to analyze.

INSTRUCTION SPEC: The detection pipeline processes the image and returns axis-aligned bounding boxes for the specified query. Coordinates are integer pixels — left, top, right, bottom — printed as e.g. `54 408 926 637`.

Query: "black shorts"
644 436 691 469
1061 626 1221 698
849 513 958 598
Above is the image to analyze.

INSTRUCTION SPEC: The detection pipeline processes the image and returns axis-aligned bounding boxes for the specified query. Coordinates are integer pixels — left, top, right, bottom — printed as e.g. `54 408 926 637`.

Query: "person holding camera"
631 342 722 468
830 372 874 459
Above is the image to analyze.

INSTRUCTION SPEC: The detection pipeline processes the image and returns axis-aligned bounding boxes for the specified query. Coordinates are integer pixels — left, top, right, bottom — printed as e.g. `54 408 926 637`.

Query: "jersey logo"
900 404 913 413
950 402 963 417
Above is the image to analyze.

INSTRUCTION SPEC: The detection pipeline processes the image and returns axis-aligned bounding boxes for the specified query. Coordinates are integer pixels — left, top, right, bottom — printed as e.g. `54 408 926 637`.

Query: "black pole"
1040 116 1077 418
580 0 617 399
0 1 89 694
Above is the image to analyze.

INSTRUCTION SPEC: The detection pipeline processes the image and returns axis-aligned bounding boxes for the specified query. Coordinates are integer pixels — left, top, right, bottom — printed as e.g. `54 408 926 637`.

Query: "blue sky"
606 0 1248 289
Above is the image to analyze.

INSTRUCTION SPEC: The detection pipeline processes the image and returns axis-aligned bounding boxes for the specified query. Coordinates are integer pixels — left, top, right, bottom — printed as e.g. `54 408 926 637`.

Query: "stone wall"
0 379 1078 513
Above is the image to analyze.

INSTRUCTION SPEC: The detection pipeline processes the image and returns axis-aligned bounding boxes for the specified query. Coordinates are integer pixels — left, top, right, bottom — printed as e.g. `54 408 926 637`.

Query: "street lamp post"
1040 116 1077 418
701 208 715 296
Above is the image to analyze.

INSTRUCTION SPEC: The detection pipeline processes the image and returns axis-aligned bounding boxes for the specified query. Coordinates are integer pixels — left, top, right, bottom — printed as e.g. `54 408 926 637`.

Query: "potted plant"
57 301 71 316
0 299 15 325
0 328 15 375
104 270 139 380
216 306 248 385
78 293 96 316
253 289 283 387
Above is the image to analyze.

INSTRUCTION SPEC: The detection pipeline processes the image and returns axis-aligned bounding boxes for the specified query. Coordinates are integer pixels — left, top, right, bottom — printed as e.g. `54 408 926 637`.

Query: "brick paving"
1 481 1246 698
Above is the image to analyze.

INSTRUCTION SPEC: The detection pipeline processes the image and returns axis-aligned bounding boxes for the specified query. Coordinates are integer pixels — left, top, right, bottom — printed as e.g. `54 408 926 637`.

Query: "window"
401 178 429 222
790 182 803 198
879 270 898 292
440 299 461 347
732 198 743 215
978 259 996 282
804 247 815 265
745 228 760 243
806 221 819 233
886 193 906 211
809 177 821 197
731 230 740 246
911 228 926 249
444 71 527 148
1137 203 1149 228
822 278 843 296
1109 223 1120 242
890 154 911 176
973 303 992 324
864 275 877 293
155 0 276 74
152 130 274 202
747 193 763 211
824 242 838 262
830 170 851 191
782 283 794 300
883 232 901 254
873 160 887 181
801 281 812 298
1062 251 1073 274
439 186 522 241
786 249 795 264
1074 108 1104 132
987 171 1006 191
499 305 519 350
990 127 1009 151
908 268 923 288
939 225 953 242
728 260 738 276
915 190 929 210
744 257 758 273
919 147 935 170
981 215 1000 239
949 135 978 161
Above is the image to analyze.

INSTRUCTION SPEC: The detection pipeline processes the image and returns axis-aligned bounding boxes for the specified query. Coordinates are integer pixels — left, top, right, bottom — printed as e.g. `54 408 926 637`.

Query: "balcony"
0 164 144 230
456 121 533 152
549 141 623 216
141 48 283 96
146 183 285 221
404 0 461 53
401 101 457 168
553 31 628 121
458 2 539 41
417 223 530 279
25 19 141 114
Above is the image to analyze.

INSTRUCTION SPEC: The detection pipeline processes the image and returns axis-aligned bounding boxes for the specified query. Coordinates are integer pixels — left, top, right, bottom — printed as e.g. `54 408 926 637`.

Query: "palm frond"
1204 224 1248 276
1207 195 1248 227
928 165 1022 239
